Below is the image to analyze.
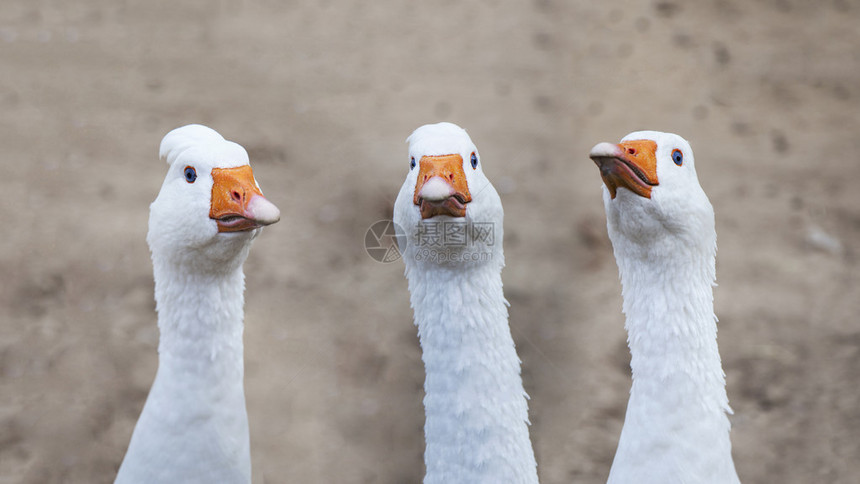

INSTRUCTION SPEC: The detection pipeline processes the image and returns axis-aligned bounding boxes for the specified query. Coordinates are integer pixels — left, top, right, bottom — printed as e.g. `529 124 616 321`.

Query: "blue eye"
184 166 197 183
470 152 478 169
410 157 416 170
672 149 683 166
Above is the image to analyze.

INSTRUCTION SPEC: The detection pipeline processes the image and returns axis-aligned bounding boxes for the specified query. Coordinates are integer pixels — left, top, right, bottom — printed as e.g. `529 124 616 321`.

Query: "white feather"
600 131 740 484
116 125 267 484
394 123 538 484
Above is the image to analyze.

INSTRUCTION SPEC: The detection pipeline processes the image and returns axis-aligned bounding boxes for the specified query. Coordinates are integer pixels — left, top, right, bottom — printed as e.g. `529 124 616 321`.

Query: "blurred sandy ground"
1 0 858 483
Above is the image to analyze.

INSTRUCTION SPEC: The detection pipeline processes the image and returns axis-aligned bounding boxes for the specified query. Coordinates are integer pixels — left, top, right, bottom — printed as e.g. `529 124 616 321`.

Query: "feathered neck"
152 260 246 366
606 224 739 483
116 252 251 484
404 257 538 484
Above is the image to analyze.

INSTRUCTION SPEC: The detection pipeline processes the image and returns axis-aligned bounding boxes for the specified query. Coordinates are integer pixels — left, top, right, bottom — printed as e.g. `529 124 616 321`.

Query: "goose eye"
184 166 197 183
410 157 416 170
470 152 478 169
671 149 683 166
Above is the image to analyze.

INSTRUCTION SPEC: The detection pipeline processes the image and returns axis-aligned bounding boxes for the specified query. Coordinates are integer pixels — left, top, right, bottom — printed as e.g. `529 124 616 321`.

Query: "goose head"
394 122 503 266
589 131 713 251
147 124 280 272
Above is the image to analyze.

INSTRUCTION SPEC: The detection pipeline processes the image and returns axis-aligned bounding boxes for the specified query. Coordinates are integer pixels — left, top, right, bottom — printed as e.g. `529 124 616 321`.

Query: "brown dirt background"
1 1 859 483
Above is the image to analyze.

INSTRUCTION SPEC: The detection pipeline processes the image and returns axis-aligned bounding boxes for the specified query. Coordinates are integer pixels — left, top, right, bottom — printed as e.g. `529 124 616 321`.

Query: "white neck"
116 259 251 484
405 259 538 484
607 237 739 484
154 263 246 368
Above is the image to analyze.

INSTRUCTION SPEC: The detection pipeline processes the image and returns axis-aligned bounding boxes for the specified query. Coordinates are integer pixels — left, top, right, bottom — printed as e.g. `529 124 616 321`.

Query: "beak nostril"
231 190 242 202
448 173 454 181
627 148 636 155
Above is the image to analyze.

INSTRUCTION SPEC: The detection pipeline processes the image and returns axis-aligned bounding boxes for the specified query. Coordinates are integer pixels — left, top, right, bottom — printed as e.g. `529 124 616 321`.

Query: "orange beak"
412 154 472 219
589 139 659 199
209 165 281 232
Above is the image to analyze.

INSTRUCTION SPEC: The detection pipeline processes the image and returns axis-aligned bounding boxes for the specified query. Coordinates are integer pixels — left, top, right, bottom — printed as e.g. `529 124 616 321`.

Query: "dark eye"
184 166 197 183
410 157 416 170
470 152 478 169
671 149 683 166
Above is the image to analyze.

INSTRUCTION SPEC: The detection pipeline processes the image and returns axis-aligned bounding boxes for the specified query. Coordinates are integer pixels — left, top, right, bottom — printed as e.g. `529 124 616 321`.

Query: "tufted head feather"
159 124 250 171
406 122 477 160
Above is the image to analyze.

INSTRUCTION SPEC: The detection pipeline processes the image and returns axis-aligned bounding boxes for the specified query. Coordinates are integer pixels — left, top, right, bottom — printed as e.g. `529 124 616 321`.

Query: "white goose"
393 122 538 484
589 131 740 483
115 124 280 484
